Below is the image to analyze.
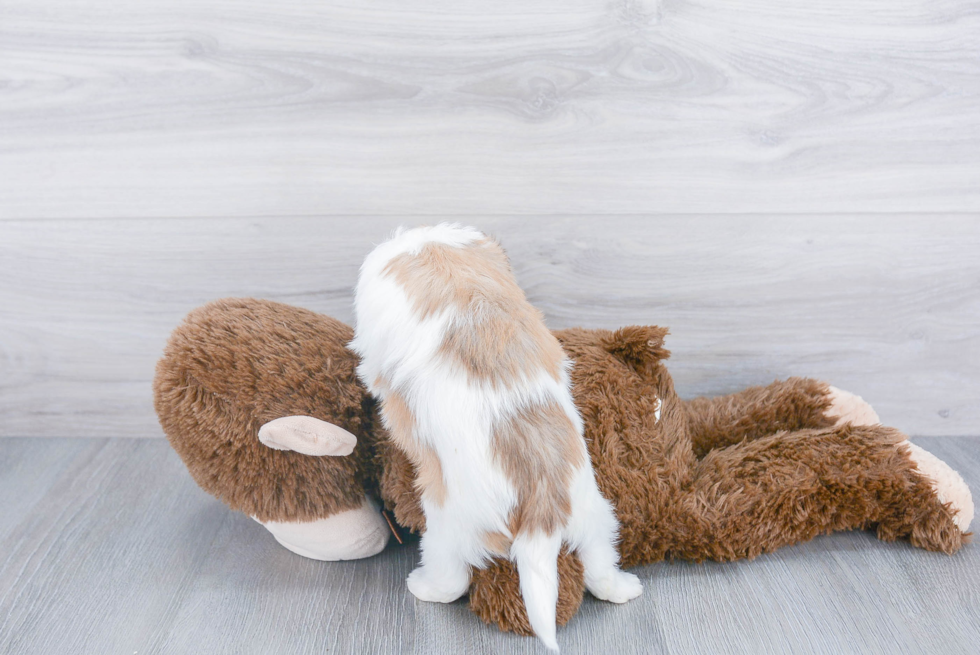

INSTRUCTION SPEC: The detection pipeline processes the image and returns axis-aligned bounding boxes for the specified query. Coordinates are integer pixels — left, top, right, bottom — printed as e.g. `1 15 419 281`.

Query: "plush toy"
153 297 974 636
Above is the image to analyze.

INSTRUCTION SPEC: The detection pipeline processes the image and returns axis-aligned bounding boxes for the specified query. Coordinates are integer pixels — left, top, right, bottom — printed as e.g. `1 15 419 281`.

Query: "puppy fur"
349 224 641 650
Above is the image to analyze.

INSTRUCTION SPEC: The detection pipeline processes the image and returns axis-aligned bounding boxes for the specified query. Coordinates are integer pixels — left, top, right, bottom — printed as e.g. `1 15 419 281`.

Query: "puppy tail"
510 531 563 652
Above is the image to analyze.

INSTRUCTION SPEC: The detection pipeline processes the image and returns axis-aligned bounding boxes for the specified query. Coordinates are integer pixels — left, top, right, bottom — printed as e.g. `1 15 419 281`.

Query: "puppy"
350 224 641 650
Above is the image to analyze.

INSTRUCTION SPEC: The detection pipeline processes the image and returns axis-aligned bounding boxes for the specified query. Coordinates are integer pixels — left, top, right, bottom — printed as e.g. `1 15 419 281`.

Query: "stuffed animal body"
350 224 640 650
154 303 974 639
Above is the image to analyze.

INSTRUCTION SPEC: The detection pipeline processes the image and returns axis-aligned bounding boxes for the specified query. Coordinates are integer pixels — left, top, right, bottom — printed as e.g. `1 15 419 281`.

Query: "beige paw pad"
827 386 881 427
904 441 974 533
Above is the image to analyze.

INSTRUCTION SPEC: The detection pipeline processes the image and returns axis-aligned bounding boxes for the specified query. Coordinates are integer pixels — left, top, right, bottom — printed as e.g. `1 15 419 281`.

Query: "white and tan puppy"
350 224 641 651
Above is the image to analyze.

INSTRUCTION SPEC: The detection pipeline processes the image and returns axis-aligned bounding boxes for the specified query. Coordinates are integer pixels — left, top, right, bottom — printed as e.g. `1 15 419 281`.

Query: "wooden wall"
1 0 978 437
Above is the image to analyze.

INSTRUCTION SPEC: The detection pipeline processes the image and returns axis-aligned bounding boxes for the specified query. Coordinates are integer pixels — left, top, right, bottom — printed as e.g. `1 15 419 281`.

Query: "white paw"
904 441 974 533
406 566 469 603
586 570 643 604
826 386 880 427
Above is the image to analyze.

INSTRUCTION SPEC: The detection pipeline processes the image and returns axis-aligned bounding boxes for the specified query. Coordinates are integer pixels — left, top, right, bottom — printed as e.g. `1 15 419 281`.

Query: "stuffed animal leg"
661 424 968 560
553 327 971 565
681 379 973 541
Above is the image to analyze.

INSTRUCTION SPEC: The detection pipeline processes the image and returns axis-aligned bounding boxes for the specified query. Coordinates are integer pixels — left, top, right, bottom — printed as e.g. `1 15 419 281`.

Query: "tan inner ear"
258 415 358 456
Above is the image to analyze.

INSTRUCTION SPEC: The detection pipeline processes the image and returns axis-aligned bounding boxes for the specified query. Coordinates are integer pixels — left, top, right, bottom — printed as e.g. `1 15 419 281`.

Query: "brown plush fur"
469 547 586 633
153 299 969 637
153 298 381 522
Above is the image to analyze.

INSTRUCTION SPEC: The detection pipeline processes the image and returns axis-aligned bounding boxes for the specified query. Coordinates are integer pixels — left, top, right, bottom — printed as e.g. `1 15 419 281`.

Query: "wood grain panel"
0 215 977 437
1 0 979 218
0 438 977 654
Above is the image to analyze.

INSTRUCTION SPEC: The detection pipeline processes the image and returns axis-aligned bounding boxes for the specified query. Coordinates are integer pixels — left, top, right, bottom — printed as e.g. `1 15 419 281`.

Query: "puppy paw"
826 386 880 427
407 566 469 603
904 441 974 533
586 570 643 604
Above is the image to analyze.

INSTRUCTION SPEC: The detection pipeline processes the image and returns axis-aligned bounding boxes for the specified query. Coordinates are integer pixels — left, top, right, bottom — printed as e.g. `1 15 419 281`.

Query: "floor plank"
0 437 977 654
2 0 979 218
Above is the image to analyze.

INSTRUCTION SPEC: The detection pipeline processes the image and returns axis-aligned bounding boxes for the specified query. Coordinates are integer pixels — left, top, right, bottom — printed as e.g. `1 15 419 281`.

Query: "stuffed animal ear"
258 416 358 456
602 325 670 374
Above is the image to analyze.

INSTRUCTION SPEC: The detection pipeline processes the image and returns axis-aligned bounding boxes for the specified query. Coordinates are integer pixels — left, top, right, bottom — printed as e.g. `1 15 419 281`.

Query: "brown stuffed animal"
153 297 974 635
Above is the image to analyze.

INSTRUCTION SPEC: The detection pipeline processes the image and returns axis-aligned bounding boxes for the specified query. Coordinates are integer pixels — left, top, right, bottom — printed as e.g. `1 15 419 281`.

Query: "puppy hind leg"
565 467 642 604
407 511 471 603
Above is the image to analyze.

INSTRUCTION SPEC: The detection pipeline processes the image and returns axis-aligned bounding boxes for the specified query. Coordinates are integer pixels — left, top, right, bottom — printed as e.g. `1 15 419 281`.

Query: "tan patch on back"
412 444 447 507
377 381 447 507
494 401 586 536
383 238 564 388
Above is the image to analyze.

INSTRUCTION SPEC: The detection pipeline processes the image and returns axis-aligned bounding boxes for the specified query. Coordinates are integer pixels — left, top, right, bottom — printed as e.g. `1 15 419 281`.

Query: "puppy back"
373 225 565 389
356 224 587 540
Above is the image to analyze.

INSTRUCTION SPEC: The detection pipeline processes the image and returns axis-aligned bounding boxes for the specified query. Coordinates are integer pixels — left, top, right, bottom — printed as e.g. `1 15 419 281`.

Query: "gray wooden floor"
1 437 977 655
